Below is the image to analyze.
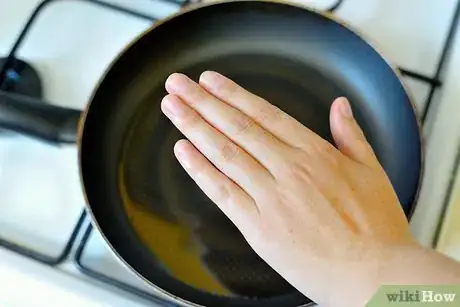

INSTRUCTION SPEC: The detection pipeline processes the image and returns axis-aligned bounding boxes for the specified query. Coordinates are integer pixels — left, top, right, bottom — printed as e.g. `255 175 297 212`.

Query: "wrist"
326 241 423 307
376 243 460 285
350 241 460 306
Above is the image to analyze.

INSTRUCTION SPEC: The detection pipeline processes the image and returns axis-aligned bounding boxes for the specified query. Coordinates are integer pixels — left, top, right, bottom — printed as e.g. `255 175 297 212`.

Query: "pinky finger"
174 139 259 230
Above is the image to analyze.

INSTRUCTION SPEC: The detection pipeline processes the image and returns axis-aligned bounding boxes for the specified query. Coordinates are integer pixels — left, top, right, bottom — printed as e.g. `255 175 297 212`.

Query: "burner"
0 57 43 99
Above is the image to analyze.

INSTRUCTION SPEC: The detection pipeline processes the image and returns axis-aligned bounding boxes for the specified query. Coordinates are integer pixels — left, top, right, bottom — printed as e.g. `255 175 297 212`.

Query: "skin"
160 71 460 307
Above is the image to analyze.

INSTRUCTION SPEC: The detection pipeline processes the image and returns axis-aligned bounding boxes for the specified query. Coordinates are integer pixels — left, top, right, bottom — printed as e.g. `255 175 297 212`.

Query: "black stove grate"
0 209 86 265
0 0 166 266
74 223 179 307
1 0 460 304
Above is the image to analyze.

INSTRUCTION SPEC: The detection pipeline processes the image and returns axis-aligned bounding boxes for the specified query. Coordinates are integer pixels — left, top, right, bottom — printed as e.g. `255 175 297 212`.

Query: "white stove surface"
1 0 460 306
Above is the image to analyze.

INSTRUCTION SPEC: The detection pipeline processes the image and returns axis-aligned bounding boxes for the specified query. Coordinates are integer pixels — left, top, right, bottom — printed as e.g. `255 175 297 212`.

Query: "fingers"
329 97 379 167
199 71 318 148
161 94 273 199
166 73 285 169
174 139 259 229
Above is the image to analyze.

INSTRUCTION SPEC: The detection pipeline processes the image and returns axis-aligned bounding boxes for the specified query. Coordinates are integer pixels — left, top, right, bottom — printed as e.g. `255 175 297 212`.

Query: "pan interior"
121 53 336 299
81 1 421 306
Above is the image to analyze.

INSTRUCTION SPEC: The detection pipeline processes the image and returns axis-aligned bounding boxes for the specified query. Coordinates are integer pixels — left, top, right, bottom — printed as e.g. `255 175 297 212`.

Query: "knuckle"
305 139 334 156
324 151 341 169
220 141 241 163
232 115 257 135
321 142 338 158
252 107 270 125
220 78 238 96
306 141 342 168
253 103 281 125
268 105 285 122
289 162 310 181
182 110 201 128
266 104 290 125
281 153 313 181
212 182 232 205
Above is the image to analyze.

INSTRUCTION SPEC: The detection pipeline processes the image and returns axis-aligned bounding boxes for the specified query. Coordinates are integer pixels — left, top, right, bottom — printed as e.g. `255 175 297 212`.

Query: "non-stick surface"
80 2 421 306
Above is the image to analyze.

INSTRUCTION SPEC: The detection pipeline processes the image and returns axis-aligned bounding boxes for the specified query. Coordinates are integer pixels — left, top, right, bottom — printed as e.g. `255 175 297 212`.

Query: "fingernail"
165 73 189 93
340 97 353 118
162 95 186 118
200 71 222 87
175 141 192 169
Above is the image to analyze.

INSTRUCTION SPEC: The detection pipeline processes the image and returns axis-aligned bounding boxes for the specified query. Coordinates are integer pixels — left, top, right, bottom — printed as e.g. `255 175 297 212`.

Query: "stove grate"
74 223 179 306
0 210 86 265
1 0 460 304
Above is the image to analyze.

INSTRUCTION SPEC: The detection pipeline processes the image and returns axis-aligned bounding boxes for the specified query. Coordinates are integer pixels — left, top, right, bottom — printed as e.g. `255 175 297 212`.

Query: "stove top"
1 0 460 306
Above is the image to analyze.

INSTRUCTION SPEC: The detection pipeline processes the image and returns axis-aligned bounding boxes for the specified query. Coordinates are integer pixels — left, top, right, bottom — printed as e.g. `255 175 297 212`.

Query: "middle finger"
165 73 285 171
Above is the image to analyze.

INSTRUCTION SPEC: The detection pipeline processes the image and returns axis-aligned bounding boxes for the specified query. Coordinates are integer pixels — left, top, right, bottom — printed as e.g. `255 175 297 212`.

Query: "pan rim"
77 1 423 306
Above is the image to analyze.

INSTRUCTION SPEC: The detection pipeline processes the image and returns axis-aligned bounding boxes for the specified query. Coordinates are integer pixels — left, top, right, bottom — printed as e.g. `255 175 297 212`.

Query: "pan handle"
0 91 82 144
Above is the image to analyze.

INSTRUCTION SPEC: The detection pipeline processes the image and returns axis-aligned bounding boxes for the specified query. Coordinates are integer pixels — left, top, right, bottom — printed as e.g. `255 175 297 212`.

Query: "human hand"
160 71 417 306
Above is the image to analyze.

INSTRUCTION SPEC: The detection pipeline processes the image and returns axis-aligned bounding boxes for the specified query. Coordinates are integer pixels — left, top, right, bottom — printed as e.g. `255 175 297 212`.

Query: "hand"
160 71 421 306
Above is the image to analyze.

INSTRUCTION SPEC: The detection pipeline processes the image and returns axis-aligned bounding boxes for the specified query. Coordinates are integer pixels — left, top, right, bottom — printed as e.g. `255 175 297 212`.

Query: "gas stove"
1 0 460 306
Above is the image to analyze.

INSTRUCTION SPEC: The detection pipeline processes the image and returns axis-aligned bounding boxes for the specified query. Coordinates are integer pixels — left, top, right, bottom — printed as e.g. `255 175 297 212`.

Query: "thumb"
329 97 378 167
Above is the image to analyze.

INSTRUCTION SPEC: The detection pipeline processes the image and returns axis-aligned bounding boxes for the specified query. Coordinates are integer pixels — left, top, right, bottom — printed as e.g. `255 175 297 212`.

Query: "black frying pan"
0 1 422 306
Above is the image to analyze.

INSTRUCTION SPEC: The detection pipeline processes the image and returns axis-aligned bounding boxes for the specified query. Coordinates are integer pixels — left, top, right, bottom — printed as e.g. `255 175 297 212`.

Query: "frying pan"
0 0 422 306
